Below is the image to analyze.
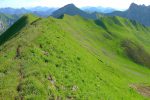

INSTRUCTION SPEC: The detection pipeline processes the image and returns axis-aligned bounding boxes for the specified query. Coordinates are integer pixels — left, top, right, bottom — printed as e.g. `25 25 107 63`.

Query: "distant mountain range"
27 7 58 17
81 6 116 13
28 6 54 12
0 7 58 33
0 5 106 18
52 4 98 19
52 3 150 26
0 7 58 17
0 8 29 15
0 2 150 33
107 3 150 26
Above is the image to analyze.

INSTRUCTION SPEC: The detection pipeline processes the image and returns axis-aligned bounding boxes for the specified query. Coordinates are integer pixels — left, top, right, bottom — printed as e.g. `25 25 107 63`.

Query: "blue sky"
0 0 149 9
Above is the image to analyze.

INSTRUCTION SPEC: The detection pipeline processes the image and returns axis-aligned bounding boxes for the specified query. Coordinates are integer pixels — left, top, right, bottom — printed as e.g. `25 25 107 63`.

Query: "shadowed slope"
0 14 39 45
0 13 19 33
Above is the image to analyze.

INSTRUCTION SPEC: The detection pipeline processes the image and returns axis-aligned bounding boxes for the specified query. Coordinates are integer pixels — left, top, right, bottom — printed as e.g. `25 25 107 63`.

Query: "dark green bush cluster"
122 39 150 68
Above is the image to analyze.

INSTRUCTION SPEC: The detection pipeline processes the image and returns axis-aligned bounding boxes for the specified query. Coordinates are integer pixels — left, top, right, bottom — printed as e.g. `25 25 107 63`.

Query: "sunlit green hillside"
0 14 150 100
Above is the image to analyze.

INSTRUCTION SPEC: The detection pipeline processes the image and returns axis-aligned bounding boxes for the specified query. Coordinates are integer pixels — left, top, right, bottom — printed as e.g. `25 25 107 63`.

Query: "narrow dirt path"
15 45 24 100
17 63 24 100
130 84 150 98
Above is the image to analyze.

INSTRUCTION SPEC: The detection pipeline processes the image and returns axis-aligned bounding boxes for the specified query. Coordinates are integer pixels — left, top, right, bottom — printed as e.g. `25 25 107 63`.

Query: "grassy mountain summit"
0 14 150 99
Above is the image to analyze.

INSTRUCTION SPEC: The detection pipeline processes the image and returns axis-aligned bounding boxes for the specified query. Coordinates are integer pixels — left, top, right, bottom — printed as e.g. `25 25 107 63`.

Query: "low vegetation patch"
121 39 150 68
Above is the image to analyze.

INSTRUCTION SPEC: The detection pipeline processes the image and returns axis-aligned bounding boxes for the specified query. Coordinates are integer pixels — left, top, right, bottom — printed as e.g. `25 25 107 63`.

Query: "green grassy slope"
0 14 150 100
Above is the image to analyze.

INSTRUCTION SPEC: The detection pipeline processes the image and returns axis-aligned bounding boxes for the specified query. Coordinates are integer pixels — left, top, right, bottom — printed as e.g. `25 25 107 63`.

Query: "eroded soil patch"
130 84 150 97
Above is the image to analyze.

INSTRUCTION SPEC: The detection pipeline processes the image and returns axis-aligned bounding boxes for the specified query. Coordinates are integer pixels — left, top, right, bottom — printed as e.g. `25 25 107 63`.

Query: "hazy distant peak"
130 3 138 7
129 2 150 9
108 3 150 26
129 3 139 9
63 3 77 8
52 3 97 19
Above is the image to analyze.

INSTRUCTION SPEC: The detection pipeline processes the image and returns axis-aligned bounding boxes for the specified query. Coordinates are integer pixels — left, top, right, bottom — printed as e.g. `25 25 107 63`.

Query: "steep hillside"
0 14 150 100
52 4 97 19
0 13 19 33
107 3 150 26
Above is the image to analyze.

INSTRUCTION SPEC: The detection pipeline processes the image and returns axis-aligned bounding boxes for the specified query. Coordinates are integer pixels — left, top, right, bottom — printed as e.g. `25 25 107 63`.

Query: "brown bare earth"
130 84 150 97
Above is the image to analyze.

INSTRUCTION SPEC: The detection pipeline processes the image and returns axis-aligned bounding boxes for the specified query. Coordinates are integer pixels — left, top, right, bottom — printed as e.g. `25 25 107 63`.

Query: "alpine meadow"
0 1 150 100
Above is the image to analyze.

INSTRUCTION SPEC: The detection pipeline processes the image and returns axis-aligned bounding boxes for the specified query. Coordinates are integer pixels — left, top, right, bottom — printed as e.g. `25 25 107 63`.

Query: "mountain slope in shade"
107 3 150 26
52 4 97 19
0 14 150 99
0 13 19 34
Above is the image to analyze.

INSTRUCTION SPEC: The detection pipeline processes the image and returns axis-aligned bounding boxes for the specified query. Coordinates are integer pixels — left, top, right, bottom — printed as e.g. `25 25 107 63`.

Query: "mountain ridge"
107 3 150 26
0 7 58 17
0 14 150 99
52 4 97 19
